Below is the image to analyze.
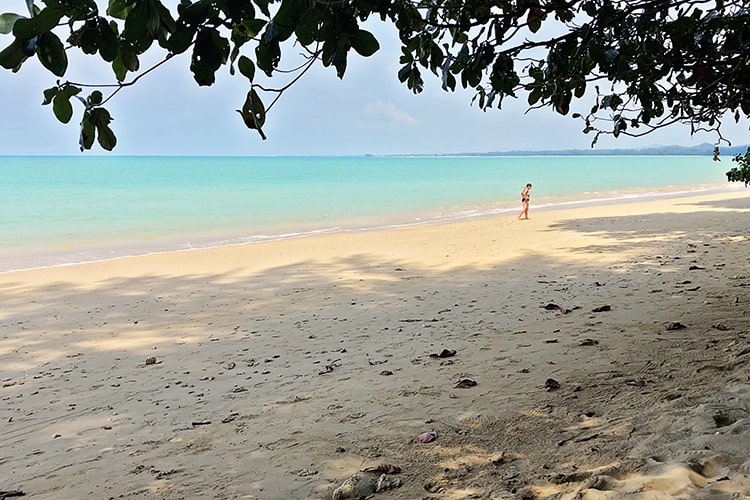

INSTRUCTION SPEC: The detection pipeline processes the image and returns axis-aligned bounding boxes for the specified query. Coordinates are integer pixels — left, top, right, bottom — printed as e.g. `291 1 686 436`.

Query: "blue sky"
1 8 748 156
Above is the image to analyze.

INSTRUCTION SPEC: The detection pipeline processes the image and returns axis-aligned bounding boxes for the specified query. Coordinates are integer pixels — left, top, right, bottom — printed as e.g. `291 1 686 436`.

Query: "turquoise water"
0 155 736 271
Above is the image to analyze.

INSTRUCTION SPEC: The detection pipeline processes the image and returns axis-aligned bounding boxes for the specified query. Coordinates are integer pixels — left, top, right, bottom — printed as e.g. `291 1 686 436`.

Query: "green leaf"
36 31 67 76
444 72 456 92
441 57 455 91
154 1 176 34
271 0 302 42
97 124 117 150
79 112 96 151
61 84 81 99
163 24 195 54
237 19 266 40
112 52 127 81
320 36 334 67
407 65 423 93
238 55 255 82
0 13 24 34
180 0 210 26
98 18 120 62
255 39 279 77
398 64 411 83
120 43 139 71
351 29 379 57
429 42 445 72
229 45 240 67
190 28 229 86
554 88 572 115
89 107 112 127
237 88 267 140
52 93 73 123
527 87 542 106
145 0 161 37
69 22 98 55
107 0 137 20
293 10 317 46
225 0 255 22
42 86 58 105
88 90 103 105
527 8 543 33
0 38 27 70
254 0 270 17
333 48 347 78
122 0 158 52
465 67 481 88
12 7 64 40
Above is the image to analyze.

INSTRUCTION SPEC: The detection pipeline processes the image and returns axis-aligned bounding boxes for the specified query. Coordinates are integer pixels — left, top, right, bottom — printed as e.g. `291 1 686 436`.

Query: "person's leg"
519 201 529 219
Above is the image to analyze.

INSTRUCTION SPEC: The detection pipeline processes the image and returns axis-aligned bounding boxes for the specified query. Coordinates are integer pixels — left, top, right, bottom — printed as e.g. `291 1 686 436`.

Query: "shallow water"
0 154 736 271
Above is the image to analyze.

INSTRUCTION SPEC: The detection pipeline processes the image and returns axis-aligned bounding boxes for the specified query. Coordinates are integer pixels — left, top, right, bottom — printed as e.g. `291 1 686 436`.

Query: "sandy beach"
2 190 749 499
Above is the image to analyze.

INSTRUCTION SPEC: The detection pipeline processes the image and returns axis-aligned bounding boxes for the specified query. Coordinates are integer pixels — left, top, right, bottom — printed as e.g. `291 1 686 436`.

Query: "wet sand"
1 190 749 499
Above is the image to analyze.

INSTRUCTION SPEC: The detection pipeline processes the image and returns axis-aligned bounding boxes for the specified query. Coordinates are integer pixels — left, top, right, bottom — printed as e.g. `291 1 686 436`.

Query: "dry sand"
1 190 749 499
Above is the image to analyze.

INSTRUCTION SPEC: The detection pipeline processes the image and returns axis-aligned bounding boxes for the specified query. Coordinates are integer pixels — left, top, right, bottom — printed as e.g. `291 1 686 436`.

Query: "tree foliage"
1 0 749 151
727 147 750 186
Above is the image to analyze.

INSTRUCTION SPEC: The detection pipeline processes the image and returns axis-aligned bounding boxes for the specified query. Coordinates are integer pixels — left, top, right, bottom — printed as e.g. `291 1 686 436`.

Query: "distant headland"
394 142 750 157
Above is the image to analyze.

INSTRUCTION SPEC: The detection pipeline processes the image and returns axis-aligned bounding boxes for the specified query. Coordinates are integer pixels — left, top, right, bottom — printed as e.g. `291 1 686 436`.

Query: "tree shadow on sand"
1 202 749 498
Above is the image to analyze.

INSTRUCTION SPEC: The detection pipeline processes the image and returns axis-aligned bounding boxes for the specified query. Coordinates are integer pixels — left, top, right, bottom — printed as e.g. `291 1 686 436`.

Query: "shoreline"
1 189 749 499
0 182 742 274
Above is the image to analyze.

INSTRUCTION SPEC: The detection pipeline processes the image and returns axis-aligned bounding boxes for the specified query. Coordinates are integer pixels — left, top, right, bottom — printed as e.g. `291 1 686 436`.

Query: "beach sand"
1 191 749 499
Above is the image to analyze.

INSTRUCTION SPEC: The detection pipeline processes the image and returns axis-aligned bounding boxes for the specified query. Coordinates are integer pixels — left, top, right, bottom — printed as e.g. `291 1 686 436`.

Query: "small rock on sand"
332 472 401 499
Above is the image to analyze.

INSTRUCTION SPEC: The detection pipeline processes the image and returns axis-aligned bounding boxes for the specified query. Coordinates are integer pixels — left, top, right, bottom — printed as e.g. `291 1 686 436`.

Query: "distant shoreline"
387 141 749 158
1 142 748 159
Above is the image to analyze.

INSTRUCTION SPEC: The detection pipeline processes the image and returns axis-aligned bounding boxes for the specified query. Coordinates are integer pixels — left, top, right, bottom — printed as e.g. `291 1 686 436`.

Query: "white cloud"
359 101 418 130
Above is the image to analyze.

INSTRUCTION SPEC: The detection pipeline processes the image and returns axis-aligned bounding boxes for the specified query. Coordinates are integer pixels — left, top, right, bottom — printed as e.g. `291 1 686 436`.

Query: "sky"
1 6 749 156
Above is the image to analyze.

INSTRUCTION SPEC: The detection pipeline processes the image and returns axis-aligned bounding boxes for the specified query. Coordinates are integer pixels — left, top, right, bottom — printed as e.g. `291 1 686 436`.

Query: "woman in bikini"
518 183 532 220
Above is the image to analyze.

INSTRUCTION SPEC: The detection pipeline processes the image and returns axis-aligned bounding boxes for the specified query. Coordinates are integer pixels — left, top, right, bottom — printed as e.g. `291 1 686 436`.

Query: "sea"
0 155 740 272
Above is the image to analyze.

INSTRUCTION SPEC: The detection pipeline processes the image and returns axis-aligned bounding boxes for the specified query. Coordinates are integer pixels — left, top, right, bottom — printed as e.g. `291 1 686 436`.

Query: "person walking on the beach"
518 183 532 220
